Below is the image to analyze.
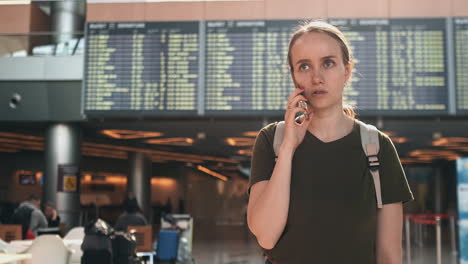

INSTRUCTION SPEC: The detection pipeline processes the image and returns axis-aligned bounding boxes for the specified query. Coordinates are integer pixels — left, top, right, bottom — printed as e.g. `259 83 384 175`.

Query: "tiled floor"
189 223 461 264
192 239 263 264
406 246 458 264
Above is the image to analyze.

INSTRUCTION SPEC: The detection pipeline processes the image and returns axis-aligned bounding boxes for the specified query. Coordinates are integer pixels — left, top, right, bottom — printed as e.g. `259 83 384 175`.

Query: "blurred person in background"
44 202 61 227
12 194 47 238
114 195 148 231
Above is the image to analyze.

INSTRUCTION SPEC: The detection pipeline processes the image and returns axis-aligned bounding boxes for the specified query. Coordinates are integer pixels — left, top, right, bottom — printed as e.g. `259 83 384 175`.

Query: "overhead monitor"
84 21 200 116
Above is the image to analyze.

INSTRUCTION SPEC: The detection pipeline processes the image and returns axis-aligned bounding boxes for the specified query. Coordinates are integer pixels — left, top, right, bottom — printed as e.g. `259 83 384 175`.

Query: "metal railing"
404 213 458 264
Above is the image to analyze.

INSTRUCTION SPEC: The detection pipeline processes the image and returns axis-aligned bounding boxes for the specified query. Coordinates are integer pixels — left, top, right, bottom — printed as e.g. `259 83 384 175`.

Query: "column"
434 166 443 214
128 152 152 219
44 123 81 230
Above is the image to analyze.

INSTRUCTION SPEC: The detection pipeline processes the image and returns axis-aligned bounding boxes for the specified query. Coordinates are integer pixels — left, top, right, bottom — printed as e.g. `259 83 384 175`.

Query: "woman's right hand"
282 87 312 151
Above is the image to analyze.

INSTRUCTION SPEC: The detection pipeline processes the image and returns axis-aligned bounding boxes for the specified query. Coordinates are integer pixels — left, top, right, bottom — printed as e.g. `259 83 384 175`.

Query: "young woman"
247 21 413 264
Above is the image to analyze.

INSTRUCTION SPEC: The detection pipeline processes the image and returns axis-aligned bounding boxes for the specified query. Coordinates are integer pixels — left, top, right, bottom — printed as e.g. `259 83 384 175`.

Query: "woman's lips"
311 90 328 96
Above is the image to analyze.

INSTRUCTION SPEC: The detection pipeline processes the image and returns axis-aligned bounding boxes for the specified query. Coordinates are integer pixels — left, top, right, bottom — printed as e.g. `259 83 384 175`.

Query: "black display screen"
84 19 450 116
454 18 468 113
336 18 448 114
204 18 448 115
205 20 297 114
84 22 199 115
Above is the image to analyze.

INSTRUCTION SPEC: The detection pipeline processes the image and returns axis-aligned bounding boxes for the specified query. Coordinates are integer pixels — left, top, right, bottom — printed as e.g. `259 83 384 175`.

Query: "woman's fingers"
287 95 308 111
287 88 305 102
285 106 308 122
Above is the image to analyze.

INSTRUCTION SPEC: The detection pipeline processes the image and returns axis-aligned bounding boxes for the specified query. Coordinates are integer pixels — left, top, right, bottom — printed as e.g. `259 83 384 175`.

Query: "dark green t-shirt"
249 120 414 264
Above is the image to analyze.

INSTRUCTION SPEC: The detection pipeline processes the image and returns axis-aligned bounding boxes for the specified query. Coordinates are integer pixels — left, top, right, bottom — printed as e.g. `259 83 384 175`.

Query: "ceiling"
1 115 468 168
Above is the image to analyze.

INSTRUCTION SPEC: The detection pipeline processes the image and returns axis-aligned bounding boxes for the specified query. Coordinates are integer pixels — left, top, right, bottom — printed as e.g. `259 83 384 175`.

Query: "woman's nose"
310 68 324 84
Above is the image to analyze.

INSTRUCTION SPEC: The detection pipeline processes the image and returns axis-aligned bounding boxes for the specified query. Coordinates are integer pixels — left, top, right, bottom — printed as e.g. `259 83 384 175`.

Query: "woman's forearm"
248 145 294 249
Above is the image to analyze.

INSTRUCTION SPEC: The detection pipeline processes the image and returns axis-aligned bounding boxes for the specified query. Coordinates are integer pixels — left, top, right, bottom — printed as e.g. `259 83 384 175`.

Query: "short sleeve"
30 210 48 233
248 124 277 194
378 133 414 205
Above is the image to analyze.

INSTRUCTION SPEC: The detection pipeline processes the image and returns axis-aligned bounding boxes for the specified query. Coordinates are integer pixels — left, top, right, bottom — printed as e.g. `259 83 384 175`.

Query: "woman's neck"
307 107 354 143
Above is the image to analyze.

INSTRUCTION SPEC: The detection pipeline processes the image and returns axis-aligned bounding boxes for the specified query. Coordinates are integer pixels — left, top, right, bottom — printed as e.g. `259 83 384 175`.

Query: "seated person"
12 194 47 238
114 197 148 231
44 202 61 227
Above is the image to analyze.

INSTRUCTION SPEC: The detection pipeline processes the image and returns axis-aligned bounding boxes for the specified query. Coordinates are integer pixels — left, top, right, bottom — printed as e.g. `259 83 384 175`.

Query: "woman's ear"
345 61 354 82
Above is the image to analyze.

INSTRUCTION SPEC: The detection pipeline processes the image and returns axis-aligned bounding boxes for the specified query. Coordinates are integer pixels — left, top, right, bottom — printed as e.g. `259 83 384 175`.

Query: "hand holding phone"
297 99 308 118
297 90 309 121
282 87 312 150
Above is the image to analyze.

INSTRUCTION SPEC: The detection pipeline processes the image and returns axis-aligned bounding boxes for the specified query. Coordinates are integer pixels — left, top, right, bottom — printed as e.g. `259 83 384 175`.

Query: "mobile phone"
296 91 309 121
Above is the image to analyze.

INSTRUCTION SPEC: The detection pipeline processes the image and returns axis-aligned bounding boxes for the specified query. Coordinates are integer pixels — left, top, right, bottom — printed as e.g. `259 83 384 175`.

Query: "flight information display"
336 18 448 113
454 18 468 112
204 18 448 114
84 22 199 115
83 18 451 116
205 20 297 113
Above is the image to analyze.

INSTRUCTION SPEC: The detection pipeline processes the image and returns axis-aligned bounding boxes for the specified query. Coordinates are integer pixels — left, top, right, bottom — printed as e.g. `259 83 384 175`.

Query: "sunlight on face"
290 32 351 111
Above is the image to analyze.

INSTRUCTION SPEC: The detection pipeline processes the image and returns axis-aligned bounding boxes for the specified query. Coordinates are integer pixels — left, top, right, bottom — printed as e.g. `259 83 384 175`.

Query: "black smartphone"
296 91 309 122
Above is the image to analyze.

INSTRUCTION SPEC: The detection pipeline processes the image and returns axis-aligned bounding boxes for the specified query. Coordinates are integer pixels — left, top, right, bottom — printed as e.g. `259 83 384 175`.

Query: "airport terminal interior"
1 0 468 263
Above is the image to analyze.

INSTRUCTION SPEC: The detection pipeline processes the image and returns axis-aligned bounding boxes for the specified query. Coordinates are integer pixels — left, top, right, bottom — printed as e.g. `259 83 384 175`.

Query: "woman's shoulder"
257 121 280 142
355 119 392 146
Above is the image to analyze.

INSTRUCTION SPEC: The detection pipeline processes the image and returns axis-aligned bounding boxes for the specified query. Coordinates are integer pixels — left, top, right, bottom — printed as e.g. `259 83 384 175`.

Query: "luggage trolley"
156 214 194 263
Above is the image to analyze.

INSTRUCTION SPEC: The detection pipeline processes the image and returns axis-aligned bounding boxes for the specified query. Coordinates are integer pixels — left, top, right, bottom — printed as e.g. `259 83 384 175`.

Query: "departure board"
204 18 448 114
454 18 468 112
334 18 448 113
84 22 199 115
205 20 297 114
83 18 451 117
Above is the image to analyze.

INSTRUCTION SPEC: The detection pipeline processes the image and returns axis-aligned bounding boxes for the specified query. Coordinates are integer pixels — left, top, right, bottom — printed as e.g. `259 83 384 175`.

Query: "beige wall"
0 5 31 33
0 4 49 33
87 0 468 22
29 4 50 32
0 4 50 55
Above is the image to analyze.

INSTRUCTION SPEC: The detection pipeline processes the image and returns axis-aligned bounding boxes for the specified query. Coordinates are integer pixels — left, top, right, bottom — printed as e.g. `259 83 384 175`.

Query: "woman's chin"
308 101 341 113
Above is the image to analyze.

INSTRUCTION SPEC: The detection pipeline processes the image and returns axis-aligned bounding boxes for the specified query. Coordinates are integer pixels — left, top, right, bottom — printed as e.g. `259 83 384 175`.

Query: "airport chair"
0 238 9 253
64 227 85 240
22 235 72 264
63 228 85 264
0 225 21 242
128 225 153 252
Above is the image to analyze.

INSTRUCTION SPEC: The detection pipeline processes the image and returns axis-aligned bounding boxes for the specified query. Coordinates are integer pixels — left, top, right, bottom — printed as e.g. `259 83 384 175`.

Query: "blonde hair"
287 20 356 119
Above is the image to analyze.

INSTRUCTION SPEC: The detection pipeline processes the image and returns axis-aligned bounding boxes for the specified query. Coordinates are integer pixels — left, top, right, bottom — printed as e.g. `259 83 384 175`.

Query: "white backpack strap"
357 120 383 209
273 121 285 161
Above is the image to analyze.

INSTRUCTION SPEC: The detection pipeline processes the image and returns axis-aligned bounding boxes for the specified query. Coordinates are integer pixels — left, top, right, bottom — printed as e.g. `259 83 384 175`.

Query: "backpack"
81 219 113 264
112 231 139 264
272 120 383 209
11 205 34 239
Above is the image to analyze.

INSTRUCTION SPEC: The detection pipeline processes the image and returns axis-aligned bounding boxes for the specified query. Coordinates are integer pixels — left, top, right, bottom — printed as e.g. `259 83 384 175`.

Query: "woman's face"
290 32 351 112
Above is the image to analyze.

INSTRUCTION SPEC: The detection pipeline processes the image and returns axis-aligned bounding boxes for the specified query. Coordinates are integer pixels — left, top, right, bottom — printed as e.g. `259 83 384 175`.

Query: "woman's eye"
299 63 310 71
324 60 335 68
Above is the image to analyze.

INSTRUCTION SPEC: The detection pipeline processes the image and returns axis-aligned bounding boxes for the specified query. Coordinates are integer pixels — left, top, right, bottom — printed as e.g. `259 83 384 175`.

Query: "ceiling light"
237 149 252 156
408 149 460 161
0 132 43 141
146 137 194 146
242 131 259 137
197 165 228 181
0 147 19 153
433 137 468 147
225 137 255 147
101 129 163 139
197 132 206 139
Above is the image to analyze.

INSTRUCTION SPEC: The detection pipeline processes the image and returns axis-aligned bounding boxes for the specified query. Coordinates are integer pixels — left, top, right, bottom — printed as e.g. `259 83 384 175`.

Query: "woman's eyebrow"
295 59 310 65
321 55 337 60
295 56 337 65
